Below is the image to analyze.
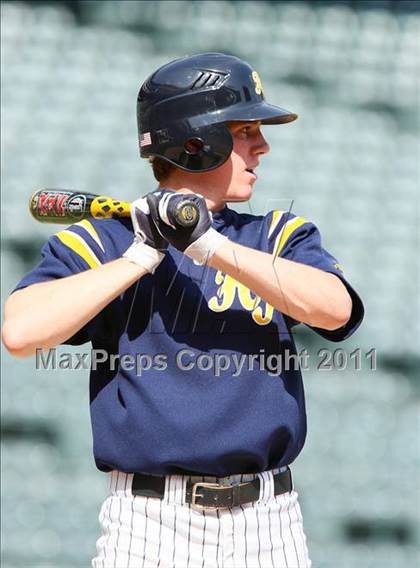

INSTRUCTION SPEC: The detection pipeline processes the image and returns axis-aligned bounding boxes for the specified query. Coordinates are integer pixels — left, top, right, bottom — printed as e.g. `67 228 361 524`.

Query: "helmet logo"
252 71 263 96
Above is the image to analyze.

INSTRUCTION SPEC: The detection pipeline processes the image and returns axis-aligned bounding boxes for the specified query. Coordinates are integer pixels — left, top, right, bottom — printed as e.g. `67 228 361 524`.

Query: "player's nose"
253 130 270 156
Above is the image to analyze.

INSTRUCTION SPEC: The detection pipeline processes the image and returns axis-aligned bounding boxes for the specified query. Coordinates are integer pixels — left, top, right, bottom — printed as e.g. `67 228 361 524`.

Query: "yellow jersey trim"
56 230 101 269
75 219 104 251
268 210 284 239
272 216 308 258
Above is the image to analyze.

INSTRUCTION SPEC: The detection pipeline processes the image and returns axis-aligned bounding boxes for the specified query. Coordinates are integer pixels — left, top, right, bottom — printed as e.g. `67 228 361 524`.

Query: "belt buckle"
191 482 225 511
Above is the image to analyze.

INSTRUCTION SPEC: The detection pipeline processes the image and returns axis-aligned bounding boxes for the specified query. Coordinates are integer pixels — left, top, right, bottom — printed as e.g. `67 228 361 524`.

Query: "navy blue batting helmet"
137 53 297 172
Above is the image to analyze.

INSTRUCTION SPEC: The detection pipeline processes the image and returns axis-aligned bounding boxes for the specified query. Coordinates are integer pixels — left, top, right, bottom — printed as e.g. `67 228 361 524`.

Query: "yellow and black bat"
29 189 199 228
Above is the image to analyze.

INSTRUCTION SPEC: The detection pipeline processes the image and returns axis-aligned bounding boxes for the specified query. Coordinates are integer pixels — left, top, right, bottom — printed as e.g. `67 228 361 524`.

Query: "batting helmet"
137 52 297 173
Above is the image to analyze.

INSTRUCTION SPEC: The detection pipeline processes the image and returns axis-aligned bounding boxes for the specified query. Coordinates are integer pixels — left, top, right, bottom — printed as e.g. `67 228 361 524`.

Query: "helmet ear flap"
161 123 233 173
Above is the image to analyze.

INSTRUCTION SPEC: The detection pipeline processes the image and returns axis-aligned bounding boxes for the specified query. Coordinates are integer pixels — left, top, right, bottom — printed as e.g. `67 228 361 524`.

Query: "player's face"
223 121 270 202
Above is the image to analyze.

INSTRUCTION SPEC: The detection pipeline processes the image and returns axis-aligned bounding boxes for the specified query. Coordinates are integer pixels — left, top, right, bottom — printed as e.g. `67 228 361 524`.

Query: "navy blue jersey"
14 207 363 476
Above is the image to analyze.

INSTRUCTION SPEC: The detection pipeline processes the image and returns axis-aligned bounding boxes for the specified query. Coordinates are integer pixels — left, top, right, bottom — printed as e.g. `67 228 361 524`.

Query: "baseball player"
3 53 364 567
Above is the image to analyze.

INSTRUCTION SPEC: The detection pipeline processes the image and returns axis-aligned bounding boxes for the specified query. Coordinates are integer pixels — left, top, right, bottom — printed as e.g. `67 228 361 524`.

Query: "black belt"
132 468 292 510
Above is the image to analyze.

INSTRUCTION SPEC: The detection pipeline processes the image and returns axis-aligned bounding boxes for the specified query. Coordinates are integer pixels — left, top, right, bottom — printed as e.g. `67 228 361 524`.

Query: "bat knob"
162 195 200 228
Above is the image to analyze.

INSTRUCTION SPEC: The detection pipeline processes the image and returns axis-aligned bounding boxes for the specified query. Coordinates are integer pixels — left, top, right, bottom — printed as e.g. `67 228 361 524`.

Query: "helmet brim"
221 102 298 125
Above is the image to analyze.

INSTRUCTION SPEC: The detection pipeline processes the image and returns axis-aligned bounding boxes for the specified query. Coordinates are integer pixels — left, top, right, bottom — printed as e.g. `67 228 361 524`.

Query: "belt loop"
182 476 190 506
164 475 172 505
112 471 132 495
118 472 128 494
108 471 114 493
110 471 119 494
266 470 277 502
164 474 185 506
257 470 274 503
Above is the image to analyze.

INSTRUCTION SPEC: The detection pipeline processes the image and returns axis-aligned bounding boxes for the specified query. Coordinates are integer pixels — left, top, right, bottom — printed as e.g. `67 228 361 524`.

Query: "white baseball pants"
92 468 311 568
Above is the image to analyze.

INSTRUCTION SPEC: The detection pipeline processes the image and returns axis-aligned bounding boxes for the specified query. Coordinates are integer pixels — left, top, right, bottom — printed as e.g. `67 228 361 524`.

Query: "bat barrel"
29 189 95 224
29 189 131 224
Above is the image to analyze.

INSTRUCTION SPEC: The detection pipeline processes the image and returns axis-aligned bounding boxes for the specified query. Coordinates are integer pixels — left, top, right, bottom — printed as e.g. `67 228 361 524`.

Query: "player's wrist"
123 239 165 273
184 228 228 265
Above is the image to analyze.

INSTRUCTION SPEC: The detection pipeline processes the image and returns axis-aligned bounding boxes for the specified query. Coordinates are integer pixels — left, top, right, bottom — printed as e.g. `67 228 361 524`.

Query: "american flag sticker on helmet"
140 132 152 147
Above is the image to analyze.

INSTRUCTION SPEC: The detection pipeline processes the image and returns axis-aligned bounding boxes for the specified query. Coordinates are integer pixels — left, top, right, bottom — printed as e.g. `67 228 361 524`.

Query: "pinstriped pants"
92 468 311 568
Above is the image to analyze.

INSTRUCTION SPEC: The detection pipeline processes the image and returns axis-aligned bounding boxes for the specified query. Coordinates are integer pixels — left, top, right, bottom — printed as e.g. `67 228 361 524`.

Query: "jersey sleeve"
12 219 107 346
266 210 364 342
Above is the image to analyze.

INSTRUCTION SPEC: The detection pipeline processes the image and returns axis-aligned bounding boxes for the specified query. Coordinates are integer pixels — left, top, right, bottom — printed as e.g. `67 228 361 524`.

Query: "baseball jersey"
14 207 364 476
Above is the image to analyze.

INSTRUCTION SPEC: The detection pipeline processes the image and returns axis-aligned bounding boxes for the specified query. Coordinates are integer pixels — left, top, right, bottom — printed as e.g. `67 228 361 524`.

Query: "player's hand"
122 197 168 273
146 189 228 265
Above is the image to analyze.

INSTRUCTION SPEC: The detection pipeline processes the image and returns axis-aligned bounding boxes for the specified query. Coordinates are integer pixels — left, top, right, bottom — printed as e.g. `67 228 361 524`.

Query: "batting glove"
146 189 228 265
123 197 168 273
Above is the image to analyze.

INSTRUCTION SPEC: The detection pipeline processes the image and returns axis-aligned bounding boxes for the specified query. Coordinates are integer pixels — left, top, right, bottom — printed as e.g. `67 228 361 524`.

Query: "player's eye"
230 122 260 140
237 126 252 138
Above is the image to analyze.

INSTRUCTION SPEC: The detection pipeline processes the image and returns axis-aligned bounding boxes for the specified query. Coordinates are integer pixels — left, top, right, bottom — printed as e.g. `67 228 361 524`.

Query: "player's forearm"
2 258 146 357
208 240 352 330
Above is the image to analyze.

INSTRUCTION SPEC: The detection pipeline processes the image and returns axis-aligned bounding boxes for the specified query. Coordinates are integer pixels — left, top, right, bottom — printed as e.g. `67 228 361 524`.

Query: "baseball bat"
29 189 200 228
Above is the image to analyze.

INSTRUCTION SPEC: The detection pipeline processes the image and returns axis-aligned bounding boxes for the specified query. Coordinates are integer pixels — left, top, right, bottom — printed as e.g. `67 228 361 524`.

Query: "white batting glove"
123 197 167 273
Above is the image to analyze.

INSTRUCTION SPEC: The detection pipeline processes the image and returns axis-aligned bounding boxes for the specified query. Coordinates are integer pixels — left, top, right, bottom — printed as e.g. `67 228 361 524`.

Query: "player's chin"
226 183 254 202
